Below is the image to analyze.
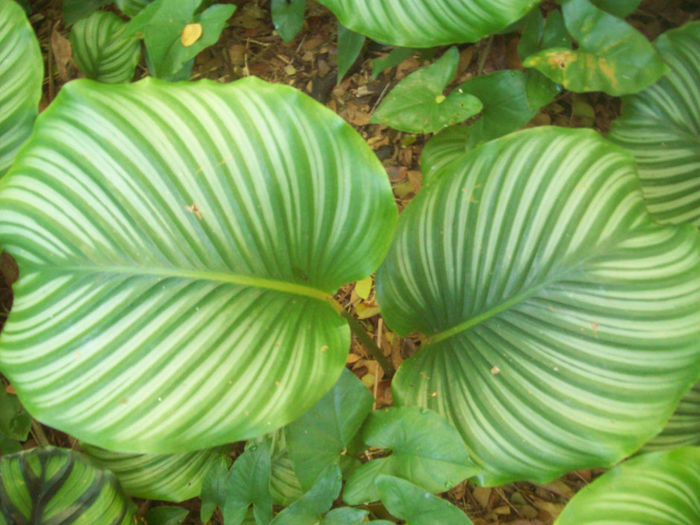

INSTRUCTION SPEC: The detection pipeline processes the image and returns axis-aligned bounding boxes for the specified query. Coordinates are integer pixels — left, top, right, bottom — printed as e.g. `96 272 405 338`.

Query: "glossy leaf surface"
608 21 700 225
70 11 142 83
81 443 225 501
0 77 397 453
271 0 306 43
376 475 472 525
377 126 700 485
287 368 373 490
556 448 700 524
0 447 136 524
0 0 43 177
317 0 541 48
371 48 482 134
343 407 479 504
524 0 668 95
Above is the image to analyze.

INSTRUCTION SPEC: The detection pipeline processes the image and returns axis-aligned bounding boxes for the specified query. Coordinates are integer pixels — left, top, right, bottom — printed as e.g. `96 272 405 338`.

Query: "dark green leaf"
145 506 189 525
372 47 415 79
270 464 342 525
592 0 641 18
0 446 136 524
337 23 365 83
524 0 668 95
376 475 472 525
607 21 700 225
70 11 142 83
518 8 569 60
556 448 700 524
376 126 700 485
271 0 306 43
200 455 233 523
270 447 304 506
371 47 482 133
343 407 479 504
223 441 274 525
287 368 373 490
63 0 111 26
0 388 31 442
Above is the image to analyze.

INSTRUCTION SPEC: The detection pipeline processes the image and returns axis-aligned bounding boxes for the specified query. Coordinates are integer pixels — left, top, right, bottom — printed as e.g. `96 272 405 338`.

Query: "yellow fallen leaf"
355 276 372 300
181 23 203 47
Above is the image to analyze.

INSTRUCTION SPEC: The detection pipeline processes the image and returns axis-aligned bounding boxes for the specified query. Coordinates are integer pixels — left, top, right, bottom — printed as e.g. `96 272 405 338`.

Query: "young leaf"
337 23 365 83
421 69 558 182
524 0 668 95
81 443 228 502
223 442 274 525
286 368 374 490
271 0 306 43
608 21 700 225
116 0 154 18
0 387 31 443
343 407 479 504
0 77 397 453
371 47 482 134
317 0 542 48
70 11 142 83
0 447 136 523
62 0 111 26
376 475 472 525
0 0 43 176
592 0 641 18
270 464 342 525
644 381 700 451
556 448 700 524
145 506 189 525
376 126 700 485
126 0 236 80
371 47 415 79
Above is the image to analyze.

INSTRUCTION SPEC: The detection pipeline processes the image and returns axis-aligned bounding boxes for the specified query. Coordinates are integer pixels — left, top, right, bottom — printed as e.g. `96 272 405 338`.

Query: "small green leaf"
62 0 111 25
0 388 31 442
0 446 136 523
592 0 641 17
343 407 479 504
371 47 482 133
376 475 473 525
337 23 365 83
200 455 233 524
70 11 142 83
320 507 369 525
287 369 374 490
145 506 189 525
116 0 154 18
271 464 342 525
271 0 306 43
556 448 700 524
223 442 274 525
372 47 415 79
518 8 570 60
524 0 668 95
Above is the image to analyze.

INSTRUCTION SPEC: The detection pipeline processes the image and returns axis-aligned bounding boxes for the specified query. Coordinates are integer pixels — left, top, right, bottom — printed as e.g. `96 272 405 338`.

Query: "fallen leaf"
181 23 203 47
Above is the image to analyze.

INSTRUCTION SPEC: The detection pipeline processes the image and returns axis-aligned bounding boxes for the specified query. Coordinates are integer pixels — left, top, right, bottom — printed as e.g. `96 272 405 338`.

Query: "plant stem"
334 304 395 375
31 420 49 446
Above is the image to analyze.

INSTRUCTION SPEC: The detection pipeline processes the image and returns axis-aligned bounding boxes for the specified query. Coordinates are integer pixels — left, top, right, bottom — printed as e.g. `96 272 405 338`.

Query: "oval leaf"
81 443 226 501
608 21 700 225
0 0 43 176
0 77 397 453
317 0 541 48
376 126 700 485
70 11 142 83
0 446 136 524
556 448 700 524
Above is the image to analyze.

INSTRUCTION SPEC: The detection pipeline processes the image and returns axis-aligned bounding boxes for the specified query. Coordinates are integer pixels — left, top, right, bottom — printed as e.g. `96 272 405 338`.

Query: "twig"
477 35 494 75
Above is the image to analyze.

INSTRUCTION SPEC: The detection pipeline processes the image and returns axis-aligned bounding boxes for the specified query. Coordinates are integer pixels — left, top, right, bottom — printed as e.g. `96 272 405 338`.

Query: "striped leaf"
316 0 541 48
81 443 227 501
0 0 43 176
644 381 700 452
0 77 397 453
70 11 142 84
556 448 700 524
608 21 700 225
376 126 700 485
0 446 136 525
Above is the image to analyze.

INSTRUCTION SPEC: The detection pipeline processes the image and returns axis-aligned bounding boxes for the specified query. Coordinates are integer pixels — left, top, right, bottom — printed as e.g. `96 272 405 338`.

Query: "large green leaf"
644 381 700 452
0 446 136 524
376 475 472 525
286 368 373 490
0 77 397 453
376 126 700 485
81 443 226 501
607 21 700 225
524 0 668 95
556 448 700 524
343 407 479 504
0 0 43 177
70 11 142 83
316 0 541 48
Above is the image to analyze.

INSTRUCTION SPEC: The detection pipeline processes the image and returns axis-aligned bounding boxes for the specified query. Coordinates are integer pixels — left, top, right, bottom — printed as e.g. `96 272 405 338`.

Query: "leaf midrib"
35 265 332 302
